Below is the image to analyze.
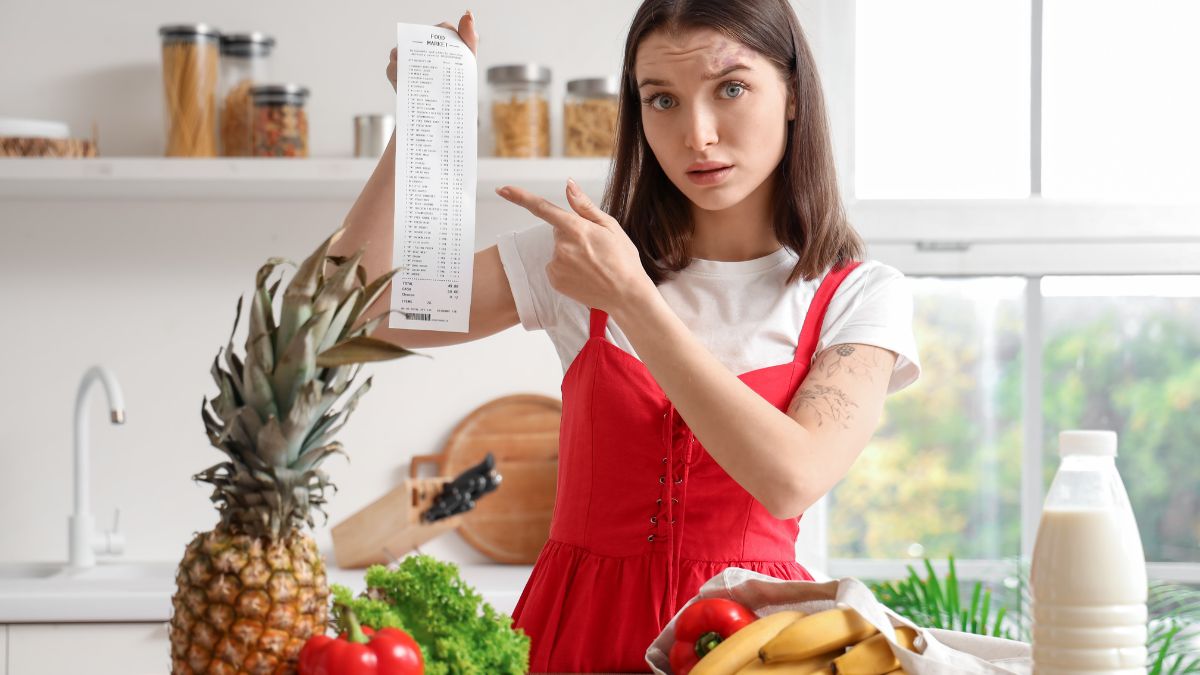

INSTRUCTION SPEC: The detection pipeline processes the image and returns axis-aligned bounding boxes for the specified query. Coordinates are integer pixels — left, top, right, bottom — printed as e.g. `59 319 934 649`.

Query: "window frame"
800 0 1200 586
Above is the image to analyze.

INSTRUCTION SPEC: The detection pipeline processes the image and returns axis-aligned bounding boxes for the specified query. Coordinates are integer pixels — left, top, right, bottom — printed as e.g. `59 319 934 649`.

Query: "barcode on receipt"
403 312 432 321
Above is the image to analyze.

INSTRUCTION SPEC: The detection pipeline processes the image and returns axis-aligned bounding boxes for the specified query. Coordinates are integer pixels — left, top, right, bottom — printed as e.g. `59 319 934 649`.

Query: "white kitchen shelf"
0 157 611 201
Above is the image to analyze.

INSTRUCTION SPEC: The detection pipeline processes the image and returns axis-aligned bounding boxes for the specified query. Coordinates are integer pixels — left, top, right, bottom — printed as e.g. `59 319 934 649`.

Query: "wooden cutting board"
410 394 561 564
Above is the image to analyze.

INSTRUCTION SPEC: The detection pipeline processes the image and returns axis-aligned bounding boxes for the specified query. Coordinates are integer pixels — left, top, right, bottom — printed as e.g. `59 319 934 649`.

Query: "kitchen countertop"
0 560 535 623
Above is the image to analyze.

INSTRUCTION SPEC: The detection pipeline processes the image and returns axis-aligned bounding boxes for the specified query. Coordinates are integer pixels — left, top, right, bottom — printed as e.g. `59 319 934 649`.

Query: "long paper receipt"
390 22 477 332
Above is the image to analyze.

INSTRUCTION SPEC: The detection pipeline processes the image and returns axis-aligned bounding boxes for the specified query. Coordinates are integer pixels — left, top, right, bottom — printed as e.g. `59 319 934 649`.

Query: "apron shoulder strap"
589 308 609 340
793 260 863 367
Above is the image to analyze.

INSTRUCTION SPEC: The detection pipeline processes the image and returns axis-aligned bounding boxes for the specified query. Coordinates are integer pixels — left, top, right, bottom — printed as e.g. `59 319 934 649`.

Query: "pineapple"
170 225 417 674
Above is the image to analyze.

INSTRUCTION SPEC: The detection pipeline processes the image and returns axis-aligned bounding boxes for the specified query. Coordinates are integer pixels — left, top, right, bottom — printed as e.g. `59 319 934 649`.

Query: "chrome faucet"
69 365 126 568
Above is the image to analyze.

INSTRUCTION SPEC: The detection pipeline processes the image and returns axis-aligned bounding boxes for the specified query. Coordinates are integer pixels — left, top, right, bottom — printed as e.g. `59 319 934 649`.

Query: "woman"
339 0 921 671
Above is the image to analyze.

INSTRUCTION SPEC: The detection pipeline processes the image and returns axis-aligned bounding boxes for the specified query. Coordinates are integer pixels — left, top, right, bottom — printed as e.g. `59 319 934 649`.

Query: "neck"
687 176 781 262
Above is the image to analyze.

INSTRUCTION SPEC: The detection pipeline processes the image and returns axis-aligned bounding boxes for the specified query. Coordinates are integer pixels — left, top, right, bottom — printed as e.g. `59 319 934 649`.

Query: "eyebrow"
636 63 752 88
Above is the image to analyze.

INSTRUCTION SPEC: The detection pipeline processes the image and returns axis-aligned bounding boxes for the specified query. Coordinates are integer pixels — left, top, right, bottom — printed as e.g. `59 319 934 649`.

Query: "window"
826 275 1200 580
854 0 1030 198
1042 1 1200 200
829 278 1026 561
813 0 1200 585
1040 276 1200 564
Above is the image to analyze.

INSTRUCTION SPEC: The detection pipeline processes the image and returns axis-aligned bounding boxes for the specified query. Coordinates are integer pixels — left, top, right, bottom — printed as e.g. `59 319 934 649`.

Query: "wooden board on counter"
410 394 561 564
330 476 467 568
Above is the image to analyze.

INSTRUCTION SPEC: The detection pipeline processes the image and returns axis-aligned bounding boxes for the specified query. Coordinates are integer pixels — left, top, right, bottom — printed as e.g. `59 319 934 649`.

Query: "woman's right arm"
329 13 516 350
330 131 519 350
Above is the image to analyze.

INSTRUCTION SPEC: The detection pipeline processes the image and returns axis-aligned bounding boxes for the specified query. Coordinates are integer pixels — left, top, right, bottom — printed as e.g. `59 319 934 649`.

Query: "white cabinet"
6 623 168 675
1 625 8 675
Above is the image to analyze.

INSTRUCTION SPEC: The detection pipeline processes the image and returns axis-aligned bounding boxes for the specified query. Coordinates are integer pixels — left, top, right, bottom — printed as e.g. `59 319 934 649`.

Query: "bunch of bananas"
687 607 919 675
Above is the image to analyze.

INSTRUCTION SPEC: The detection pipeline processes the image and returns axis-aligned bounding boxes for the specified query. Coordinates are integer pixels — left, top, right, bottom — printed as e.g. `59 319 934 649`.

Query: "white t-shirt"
496 223 921 395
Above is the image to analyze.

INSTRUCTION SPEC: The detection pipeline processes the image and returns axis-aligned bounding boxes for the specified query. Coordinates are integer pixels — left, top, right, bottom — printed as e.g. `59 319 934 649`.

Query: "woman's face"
634 27 792 213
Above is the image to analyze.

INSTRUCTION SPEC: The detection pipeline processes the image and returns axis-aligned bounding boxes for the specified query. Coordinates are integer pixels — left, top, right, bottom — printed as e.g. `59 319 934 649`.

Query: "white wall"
0 0 832 566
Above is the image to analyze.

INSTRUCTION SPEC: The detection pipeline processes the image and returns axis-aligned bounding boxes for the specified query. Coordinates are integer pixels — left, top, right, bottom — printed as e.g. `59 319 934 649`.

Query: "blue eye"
720 82 746 99
646 94 676 110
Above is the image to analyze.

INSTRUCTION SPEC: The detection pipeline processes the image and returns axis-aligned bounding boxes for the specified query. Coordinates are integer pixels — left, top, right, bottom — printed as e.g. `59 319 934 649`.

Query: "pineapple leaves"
272 308 328 417
255 416 290 469
275 228 339 360
209 352 240 422
198 223 423 539
319 288 362 356
352 267 402 330
243 333 279 422
317 335 420 367
307 377 373 451
296 443 349 474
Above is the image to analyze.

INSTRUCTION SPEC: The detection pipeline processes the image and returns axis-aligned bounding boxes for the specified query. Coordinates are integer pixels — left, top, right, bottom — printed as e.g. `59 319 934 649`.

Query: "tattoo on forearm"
788 384 859 428
815 344 880 382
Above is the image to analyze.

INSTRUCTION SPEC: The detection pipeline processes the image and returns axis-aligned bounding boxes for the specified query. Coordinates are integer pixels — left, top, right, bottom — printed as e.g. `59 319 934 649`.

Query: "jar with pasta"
159 24 221 157
484 64 551 158
251 84 310 157
564 77 619 158
218 32 274 157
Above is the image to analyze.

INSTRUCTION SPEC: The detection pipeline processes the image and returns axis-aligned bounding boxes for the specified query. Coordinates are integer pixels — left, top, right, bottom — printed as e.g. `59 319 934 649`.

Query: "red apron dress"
511 260 862 673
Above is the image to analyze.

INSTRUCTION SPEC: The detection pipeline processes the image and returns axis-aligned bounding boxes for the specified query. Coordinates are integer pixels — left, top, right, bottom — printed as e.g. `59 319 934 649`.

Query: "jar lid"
159 24 221 41
251 84 310 106
487 64 551 85
567 76 620 97
1058 430 1118 457
220 32 276 57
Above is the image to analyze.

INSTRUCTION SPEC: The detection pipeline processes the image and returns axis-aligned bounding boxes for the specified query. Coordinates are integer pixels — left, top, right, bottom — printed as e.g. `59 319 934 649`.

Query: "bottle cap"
1058 430 1118 457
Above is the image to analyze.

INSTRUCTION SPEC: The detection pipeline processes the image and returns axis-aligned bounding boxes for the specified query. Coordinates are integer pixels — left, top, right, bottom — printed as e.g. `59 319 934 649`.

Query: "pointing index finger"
497 185 582 235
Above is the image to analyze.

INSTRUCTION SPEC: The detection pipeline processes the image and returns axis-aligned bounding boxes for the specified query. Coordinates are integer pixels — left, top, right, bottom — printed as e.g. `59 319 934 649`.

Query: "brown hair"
602 0 865 284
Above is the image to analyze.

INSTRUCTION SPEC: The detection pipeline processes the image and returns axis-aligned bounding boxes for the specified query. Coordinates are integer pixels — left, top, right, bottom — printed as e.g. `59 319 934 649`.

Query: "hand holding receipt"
391 20 478 332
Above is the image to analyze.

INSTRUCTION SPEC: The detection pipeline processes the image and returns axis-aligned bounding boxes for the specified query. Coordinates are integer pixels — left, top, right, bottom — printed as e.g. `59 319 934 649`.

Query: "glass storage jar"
485 64 551 157
158 23 221 157
251 84 310 157
218 32 274 157
564 76 619 157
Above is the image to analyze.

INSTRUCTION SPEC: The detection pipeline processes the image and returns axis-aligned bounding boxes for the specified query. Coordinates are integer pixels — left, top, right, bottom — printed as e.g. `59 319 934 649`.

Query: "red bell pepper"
298 601 424 675
668 598 757 675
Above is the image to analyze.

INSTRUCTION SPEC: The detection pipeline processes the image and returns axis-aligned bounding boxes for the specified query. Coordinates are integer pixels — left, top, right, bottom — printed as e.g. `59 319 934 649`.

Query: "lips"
686 160 732 173
685 161 734 186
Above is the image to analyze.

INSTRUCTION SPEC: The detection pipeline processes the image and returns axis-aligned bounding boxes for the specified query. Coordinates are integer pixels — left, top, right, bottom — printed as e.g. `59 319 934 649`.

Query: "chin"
676 182 754 212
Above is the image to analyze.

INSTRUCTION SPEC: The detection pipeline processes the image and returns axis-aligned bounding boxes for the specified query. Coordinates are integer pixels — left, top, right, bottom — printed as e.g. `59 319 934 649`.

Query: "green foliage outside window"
830 281 1200 564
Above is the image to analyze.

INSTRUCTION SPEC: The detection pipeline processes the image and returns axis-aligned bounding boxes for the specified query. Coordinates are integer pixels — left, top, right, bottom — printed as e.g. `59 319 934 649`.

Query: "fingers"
434 12 478 56
458 10 479 55
496 185 582 236
564 178 614 229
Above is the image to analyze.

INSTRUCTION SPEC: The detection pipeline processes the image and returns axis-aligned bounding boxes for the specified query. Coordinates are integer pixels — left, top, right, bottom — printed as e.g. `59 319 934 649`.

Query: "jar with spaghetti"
484 64 551 158
564 77 619 157
218 32 274 157
159 24 221 157
251 84 310 158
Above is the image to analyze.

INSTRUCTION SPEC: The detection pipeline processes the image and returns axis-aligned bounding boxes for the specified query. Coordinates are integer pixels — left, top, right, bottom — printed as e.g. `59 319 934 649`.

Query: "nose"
683 102 718 151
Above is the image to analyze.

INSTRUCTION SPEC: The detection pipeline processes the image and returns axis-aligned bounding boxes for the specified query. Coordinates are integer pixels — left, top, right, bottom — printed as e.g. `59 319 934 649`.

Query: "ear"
786 91 796 121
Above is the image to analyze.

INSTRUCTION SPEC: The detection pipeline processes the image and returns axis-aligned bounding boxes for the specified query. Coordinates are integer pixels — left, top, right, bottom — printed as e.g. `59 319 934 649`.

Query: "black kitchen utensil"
420 452 503 523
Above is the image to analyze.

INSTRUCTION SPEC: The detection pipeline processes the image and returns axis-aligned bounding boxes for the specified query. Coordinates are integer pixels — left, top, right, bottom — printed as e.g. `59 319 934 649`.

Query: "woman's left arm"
610 290 896 521
497 180 897 520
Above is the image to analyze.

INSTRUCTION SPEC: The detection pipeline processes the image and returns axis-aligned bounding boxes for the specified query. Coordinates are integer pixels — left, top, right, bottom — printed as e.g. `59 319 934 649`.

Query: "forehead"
634 27 764 78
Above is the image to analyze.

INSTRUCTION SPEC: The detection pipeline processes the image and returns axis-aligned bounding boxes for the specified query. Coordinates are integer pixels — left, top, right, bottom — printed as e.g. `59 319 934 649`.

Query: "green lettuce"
330 554 530 674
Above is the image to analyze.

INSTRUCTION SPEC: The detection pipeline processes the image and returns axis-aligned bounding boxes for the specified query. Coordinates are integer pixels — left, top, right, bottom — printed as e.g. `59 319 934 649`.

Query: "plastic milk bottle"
1031 430 1148 674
